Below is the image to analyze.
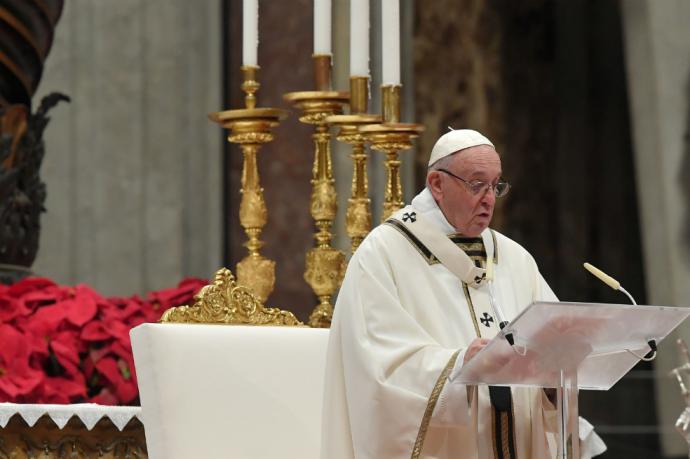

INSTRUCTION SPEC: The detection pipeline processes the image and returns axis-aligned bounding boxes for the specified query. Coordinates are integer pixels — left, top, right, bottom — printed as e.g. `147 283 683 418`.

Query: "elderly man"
321 130 605 458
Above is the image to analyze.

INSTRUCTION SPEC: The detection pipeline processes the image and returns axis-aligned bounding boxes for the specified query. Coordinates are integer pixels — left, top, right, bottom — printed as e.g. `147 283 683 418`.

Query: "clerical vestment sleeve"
429 348 472 427
536 271 559 303
336 245 464 457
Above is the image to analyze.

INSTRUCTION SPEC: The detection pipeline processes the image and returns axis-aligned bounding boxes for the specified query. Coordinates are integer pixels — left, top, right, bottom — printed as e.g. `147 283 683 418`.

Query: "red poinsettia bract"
0 276 206 405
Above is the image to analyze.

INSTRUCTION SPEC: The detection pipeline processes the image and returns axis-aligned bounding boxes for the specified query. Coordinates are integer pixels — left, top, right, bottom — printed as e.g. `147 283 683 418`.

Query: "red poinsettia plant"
0 276 206 405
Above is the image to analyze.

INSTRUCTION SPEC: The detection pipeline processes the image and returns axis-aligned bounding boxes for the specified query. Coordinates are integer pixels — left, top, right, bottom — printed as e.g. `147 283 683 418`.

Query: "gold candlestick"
209 66 287 303
284 55 349 328
361 84 424 221
327 76 381 254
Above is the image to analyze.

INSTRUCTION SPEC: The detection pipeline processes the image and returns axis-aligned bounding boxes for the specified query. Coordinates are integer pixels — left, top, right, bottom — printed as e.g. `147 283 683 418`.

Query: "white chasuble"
320 188 565 459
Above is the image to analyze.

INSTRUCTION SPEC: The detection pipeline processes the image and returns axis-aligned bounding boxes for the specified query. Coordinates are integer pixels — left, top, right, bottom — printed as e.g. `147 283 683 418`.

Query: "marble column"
32 0 222 296
621 0 690 454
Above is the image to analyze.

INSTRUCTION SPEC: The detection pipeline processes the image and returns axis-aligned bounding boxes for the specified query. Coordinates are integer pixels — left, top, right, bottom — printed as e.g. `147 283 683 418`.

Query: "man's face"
427 145 502 237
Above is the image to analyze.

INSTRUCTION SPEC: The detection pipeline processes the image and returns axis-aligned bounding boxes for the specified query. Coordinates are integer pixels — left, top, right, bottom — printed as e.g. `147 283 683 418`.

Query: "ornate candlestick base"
209 66 287 303
284 56 349 327
361 84 424 221
304 240 346 328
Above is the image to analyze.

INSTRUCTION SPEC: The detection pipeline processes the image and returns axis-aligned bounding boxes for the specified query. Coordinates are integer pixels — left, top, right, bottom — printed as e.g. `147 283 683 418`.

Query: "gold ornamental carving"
284 54 349 328
310 166 338 220
228 131 273 144
0 414 147 459
209 66 287 303
360 84 424 221
327 75 381 253
304 245 347 328
160 267 302 326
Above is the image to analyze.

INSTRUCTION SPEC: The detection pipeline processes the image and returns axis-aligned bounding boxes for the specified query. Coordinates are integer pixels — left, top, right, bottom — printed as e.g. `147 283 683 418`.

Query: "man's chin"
467 221 490 237
453 217 491 237
461 227 486 238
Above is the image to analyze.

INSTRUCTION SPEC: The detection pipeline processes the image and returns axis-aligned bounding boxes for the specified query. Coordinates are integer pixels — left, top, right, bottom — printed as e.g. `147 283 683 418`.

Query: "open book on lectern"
453 301 690 390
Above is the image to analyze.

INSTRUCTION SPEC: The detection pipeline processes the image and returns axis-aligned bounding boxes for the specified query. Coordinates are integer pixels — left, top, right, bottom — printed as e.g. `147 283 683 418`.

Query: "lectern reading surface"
454 301 690 458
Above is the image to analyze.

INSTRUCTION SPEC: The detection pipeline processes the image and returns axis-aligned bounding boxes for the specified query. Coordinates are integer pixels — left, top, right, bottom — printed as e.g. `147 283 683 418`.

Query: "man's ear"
427 171 443 200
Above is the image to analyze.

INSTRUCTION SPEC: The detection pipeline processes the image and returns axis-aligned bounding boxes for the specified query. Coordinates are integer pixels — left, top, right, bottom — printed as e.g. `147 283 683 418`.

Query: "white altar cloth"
131 323 329 459
0 403 141 430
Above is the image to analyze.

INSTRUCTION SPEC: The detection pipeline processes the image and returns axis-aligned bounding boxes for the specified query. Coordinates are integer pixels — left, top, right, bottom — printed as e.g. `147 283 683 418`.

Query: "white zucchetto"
428 129 495 167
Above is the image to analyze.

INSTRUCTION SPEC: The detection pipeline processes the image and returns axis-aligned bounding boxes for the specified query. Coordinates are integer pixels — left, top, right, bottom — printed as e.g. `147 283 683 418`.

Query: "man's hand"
463 338 490 364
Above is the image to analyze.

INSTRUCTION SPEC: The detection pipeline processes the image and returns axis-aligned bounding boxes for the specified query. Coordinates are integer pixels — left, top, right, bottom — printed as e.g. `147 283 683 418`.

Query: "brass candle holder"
284 54 349 328
326 76 381 254
209 66 287 303
360 84 424 221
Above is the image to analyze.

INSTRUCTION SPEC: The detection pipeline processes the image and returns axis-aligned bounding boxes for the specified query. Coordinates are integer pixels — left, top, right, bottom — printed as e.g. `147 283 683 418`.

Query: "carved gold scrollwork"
18 435 145 458
310 179 337 221
160 267 302 326
371 140 412 152
0 415 147 459
228 132 273 144
300 112 330 124
336 133 361 144
239 189 267 232
304 246 346 296
346 198 372 251
304 246 346 328
236 256 275 307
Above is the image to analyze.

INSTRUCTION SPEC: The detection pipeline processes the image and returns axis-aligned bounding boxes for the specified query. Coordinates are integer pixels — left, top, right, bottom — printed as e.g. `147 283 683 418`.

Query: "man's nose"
480 186 496 206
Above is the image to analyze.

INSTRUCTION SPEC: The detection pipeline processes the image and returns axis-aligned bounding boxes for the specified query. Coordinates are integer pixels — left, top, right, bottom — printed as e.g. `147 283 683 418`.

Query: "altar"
131 323 329 458
0 404 145 457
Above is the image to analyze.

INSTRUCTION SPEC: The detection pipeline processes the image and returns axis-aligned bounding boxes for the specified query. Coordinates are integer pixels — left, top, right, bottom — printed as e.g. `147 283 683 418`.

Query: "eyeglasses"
437 168 511 198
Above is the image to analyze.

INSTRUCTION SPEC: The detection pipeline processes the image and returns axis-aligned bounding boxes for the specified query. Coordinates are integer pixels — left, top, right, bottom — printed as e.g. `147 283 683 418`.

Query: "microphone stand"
583 262 657 360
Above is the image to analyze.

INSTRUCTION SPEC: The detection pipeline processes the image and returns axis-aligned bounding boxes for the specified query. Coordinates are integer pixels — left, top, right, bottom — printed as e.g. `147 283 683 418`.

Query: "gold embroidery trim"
410 350 460 459
491 400 517 459
500 410 512 458
455 242 486 252
490 229 499 264
462 282 481 338
383 221 439 265
491 407 500 459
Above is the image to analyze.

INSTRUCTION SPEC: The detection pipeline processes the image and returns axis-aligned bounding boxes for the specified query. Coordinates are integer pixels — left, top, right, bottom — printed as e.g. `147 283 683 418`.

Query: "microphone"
583 262 656 360
583 262 637 305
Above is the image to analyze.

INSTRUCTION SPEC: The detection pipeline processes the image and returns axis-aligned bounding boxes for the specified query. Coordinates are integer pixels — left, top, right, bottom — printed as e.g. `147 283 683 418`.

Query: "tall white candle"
381 0 400 85
242 0 259 66
314 0 332 54
350 0 370 76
